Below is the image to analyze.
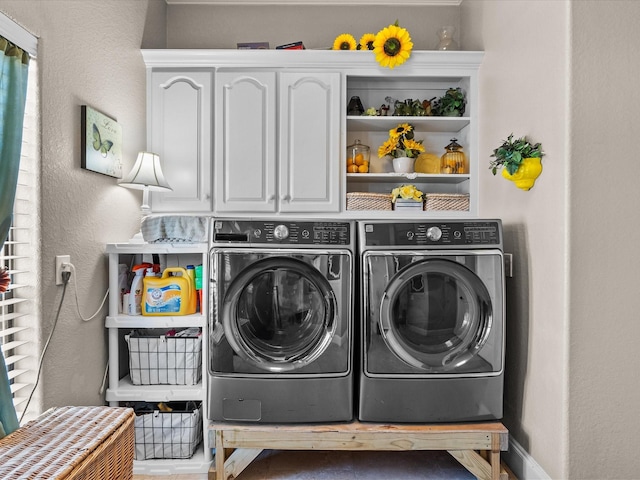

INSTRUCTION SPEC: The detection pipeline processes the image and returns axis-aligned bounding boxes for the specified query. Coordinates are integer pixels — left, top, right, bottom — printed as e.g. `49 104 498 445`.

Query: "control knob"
273 224 289 241
426 226 442 242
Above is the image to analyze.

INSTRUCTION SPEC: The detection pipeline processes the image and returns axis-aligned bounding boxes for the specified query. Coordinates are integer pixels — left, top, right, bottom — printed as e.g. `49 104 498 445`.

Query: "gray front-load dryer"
358 219 505 423
209 219 354 423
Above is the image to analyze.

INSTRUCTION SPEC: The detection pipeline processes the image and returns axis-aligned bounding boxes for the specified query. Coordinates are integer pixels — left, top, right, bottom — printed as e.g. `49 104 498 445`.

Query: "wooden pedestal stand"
209 421 510 480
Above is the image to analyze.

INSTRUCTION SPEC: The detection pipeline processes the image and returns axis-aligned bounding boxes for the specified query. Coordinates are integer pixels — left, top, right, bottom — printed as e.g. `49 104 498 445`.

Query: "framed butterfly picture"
81 105 123 178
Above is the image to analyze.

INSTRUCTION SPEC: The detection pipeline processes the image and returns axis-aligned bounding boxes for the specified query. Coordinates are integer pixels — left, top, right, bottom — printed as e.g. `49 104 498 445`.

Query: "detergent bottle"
142 267 196 316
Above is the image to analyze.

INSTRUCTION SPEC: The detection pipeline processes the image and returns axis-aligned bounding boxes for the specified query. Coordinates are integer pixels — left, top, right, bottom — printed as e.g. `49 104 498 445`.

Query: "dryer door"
364 251 503 375
212 250 351 374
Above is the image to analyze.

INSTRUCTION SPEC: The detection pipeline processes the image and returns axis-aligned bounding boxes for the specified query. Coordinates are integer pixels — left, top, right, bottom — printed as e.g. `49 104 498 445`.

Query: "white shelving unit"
105 242 211 475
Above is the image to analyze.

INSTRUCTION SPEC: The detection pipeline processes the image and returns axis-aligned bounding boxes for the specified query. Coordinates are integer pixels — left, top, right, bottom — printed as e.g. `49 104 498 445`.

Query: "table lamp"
118 151 172 242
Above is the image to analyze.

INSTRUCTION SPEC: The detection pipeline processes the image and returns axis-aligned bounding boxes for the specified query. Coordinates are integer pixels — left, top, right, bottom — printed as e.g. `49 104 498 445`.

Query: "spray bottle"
128 264 147 315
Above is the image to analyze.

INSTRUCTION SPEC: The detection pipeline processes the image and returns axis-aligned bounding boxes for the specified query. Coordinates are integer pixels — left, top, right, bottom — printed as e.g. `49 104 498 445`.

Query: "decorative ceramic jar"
501 157 543 190
393 156 415 174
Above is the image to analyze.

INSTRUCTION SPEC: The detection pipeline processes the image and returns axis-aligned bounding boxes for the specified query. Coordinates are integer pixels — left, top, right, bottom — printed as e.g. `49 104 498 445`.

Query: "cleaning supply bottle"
142 267 196 316
186 265 197 314
194 264 203 313
128 265 146 315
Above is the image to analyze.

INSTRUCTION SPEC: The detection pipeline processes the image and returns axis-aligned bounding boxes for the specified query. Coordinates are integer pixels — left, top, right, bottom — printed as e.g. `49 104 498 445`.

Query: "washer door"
370 254 500 373
221 256 337 372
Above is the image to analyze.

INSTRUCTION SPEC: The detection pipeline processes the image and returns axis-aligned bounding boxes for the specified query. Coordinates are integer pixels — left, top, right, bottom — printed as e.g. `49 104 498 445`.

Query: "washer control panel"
361 220 502 248
214 220 352 246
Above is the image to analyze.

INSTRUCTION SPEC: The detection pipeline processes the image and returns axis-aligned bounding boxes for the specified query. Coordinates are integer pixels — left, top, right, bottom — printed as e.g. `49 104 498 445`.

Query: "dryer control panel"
213 219 352 246
361 220 502 249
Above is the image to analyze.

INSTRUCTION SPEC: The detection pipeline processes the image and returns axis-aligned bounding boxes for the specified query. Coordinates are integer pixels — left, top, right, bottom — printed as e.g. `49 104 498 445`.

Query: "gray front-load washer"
209 219 354 423
358 219 505 422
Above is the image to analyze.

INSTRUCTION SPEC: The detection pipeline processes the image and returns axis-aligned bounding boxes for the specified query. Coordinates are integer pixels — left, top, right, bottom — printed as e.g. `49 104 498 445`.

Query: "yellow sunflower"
390 123 413 139
333 33 357 50
373 22 413 69
377 139 396 158
403 139 425 155
358 33 376 51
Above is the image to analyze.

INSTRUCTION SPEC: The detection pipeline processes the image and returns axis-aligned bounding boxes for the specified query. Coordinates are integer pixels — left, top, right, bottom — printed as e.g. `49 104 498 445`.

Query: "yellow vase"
501 157 543 191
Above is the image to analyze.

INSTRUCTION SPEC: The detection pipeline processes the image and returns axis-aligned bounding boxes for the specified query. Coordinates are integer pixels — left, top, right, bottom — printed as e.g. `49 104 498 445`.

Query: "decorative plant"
378 123 425 159
391 184 424 203
332 33 357 50
490 133 544 175
373 21 413 69
432 88 466 117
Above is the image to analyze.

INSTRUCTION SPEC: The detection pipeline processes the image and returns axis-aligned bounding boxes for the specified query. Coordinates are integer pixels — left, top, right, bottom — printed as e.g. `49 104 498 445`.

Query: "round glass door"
379 258 492 371
222 257 336 372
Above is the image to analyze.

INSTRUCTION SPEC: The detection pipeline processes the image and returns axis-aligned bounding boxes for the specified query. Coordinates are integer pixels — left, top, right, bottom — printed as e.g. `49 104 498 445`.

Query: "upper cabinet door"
279 72 341 214
215 71 277 213
148 71 213 212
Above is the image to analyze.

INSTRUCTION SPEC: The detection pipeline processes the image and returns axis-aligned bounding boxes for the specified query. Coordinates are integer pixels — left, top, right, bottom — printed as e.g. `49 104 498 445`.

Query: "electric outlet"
55 255 71 285
504 253 513 278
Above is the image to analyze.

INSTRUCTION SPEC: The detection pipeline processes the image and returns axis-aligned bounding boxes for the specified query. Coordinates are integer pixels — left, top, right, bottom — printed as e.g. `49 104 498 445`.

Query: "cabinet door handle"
268 194 276 202
281 194 291 202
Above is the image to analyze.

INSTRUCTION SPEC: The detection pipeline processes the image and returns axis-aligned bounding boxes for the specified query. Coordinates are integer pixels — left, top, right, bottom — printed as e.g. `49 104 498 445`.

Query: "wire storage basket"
346 192 393 211
423 193 470 211
126 327 202 386
131 401 202 460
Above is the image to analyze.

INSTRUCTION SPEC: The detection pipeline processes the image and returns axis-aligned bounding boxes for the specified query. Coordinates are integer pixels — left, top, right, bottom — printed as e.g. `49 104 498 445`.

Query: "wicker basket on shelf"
346 192 393 211
424 193 470 211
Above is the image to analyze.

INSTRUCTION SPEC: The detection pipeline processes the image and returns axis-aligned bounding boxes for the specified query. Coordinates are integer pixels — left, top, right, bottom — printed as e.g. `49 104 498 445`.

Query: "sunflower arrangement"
332 21 413 69
373 21 413 69
378 123 425 159
391 184 424 203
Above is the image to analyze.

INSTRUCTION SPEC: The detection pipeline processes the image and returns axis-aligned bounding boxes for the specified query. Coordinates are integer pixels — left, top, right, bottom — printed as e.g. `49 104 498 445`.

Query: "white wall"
166 4 459 50
0 0 166 411
465 1 570 477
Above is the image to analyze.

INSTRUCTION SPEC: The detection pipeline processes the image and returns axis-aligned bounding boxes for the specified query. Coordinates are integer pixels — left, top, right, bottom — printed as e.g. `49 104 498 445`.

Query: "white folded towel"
141 215 209 243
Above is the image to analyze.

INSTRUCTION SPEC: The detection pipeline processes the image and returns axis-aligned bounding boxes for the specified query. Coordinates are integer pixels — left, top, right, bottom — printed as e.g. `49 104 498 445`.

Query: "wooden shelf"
208 421 511 480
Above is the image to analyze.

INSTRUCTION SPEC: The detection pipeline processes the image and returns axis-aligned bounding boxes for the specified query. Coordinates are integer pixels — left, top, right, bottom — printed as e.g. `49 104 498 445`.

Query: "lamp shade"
118 152 172 192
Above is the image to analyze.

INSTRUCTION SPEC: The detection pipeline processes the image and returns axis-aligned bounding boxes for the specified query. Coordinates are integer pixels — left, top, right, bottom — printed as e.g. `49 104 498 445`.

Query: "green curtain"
0 35 30 438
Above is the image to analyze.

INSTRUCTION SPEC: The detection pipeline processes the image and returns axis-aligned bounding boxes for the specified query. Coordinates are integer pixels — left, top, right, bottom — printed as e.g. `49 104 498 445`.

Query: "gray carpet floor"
229 449 477 479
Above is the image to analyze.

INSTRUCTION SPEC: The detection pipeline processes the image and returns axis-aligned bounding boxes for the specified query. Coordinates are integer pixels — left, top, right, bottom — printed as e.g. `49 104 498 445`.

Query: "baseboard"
502 436 551 480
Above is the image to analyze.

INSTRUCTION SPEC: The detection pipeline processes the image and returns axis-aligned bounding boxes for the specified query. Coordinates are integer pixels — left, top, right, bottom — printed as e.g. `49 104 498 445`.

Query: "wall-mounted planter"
501 157 542 191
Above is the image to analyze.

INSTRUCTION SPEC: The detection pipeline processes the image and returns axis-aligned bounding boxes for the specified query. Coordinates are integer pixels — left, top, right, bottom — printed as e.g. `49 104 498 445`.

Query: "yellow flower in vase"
333 33 357 50
378 122 424 159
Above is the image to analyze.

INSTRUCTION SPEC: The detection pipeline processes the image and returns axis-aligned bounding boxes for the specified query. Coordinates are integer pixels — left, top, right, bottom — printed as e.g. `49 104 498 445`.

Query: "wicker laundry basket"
0 406 135 480
423 193 470 211
346 192 393 211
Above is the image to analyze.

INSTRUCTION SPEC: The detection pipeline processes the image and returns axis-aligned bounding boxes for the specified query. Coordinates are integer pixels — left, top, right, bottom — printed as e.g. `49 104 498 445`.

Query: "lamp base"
128 230 146 244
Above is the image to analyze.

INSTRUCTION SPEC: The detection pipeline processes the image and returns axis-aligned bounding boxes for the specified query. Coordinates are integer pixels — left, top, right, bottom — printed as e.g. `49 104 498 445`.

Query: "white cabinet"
147 70 213 213
105 243 211 475
214 70 341 213
142 49 483 217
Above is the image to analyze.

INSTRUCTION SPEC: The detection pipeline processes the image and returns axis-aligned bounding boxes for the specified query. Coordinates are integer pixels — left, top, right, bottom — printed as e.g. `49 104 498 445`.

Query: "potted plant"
377 122 425 173
432 87 466 117
490 133 544 190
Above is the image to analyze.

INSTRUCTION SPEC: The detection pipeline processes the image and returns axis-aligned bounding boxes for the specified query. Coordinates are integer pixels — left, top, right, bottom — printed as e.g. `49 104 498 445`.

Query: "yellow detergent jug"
142 267 196 316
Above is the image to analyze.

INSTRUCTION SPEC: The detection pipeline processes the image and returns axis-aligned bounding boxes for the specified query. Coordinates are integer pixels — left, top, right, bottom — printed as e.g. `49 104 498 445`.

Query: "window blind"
0 58 39 421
